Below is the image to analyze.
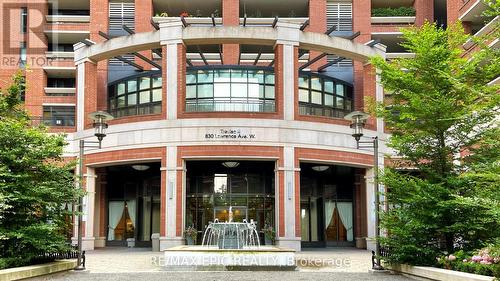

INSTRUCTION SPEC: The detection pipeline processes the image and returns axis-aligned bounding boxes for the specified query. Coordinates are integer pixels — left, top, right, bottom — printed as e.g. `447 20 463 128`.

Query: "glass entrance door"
324 200 354 246
214 206 248 222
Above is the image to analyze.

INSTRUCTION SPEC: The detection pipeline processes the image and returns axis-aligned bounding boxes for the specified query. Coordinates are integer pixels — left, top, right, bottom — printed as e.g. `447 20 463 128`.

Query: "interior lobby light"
132 164 150 171
312 165 329 172
222 161 240 168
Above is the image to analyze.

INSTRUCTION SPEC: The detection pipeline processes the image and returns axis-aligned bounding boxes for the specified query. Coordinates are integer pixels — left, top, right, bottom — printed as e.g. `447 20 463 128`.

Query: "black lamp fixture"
344 110 383 270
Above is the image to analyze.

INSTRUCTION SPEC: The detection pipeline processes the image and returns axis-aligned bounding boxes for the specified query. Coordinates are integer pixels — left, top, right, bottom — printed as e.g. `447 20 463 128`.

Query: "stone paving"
28 247 413 281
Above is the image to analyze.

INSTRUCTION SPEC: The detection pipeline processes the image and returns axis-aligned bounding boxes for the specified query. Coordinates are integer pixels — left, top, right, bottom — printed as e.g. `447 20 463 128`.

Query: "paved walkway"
28 247 412 281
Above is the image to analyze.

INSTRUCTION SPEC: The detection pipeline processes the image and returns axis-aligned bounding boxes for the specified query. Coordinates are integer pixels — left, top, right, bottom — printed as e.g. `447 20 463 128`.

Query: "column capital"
159 18 184 45
275 20 301 46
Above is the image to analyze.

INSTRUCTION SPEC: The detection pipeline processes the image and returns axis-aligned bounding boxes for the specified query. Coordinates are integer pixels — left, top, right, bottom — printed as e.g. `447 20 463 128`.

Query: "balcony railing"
185 99 275 113
299 103 351 119
30 116 75 127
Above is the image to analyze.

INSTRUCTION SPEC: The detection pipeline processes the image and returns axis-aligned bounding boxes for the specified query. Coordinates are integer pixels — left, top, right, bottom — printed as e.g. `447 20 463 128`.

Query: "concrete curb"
0 260 76 281
386 263 495 281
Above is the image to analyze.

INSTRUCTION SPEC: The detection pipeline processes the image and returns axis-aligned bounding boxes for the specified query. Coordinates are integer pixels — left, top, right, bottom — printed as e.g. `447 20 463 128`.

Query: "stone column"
160 146 184 250
159 19 183 120
275 20 300 121
277 147 301 251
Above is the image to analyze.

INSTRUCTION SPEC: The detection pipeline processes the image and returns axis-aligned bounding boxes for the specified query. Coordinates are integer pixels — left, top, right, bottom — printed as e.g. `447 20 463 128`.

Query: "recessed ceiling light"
132 164 150 171
222 161 240 168
312 165 329 172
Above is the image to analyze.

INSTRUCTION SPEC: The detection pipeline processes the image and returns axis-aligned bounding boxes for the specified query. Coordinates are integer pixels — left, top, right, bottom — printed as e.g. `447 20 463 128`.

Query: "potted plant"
184 225 197 245
262 225 276 245
179 11 190 18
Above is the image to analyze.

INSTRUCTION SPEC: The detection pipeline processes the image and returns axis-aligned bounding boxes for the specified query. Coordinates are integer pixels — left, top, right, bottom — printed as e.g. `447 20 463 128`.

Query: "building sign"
204 128 256 140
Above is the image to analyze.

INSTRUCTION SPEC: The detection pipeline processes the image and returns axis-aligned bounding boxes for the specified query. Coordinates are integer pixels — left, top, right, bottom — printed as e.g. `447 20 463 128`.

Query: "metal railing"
30 248 85 268
29 116 75 127
185 99 276 113
299 103 351 119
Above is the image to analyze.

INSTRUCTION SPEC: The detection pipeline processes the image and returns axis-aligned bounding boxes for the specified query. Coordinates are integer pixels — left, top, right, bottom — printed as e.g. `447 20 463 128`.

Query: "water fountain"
162 206 296 271
201 207 260 249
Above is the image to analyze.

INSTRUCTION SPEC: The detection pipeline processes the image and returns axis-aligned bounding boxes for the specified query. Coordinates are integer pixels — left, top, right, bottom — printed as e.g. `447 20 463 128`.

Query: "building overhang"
74 19 385 64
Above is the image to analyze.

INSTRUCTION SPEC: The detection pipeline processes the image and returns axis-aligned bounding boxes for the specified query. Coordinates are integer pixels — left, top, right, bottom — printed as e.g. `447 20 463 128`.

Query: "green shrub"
371 7 416 17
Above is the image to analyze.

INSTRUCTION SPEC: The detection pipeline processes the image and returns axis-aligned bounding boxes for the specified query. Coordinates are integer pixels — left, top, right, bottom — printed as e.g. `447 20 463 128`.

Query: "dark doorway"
300 163 356 248
105 163 161 247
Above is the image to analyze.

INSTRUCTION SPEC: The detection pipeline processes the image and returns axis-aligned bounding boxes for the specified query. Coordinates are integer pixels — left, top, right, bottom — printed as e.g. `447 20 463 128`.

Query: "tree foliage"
371 21 500 265
0 72 80 269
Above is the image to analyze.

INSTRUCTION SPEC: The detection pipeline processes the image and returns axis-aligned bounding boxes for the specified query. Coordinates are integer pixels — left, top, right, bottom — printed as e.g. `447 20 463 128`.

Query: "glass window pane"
231 83 247 97
265 74 275 84
324 80 334 93
152 89 162 102
152 77 162 88
325 94 334 107
117 95 125 107
214 70 230 82
139 90 150 104
248 70 264 84
231 70 247 83
213 83 229 97
117 83 125 95
259 85 265 98
186 72 197 84
336 84 344 96
140 77 150 90
198 84 214 98
186 85 197 99
345 99 352 110
311 91 322 104
336 96 344 109
311 77 321 91
299 89 309 102
127 80 137 92
197 70 213 83
265 86 275 99
299 76 309 88
128 93 137 105
248 83 260 98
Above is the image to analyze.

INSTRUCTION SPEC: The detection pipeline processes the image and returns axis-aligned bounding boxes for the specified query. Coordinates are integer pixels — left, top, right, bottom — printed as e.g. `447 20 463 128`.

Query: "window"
108 72 162 118
109 2 135 37
20 42 27 66
21 7 27 33
185 67 276 113
43 106 75 127
47 78 76 88
326 2 352 32
298 73 354 119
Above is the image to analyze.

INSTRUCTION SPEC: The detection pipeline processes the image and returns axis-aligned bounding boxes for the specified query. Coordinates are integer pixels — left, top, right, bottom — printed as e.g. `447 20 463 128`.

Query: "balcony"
371 16 415 24
46 51 74 59
44 87 76 96
46 15 90 23
463 16 499 50
151 17 307 26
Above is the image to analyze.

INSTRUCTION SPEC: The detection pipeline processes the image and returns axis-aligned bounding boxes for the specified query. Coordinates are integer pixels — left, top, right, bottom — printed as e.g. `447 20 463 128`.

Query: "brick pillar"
75 57 98 131
90 0 109 111
363 63 377 129
352 0 372 112
354 168 367 249
222 0 239 64
135 0 153 69
446 0 461 24
96 168 107 247
307 0 327 71
414 0 434 26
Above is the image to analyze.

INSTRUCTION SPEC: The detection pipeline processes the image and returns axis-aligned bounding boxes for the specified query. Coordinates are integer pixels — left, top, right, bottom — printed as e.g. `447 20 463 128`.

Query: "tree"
370 21 500 265
0 72 80 269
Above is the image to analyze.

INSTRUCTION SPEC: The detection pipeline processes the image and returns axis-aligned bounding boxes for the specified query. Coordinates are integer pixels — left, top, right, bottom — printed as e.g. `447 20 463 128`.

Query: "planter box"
0 260 76 281
386 263 495 281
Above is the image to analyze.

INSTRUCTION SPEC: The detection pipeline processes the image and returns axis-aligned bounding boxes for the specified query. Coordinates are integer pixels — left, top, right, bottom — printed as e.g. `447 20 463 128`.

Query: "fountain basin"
162 246 296 271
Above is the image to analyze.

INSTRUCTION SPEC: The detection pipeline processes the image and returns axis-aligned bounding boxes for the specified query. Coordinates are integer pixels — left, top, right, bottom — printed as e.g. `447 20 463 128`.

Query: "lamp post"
75 111 113 270
344 111 383 270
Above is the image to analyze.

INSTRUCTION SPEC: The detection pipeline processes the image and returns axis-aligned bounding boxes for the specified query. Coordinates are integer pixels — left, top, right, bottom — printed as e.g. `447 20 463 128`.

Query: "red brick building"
0 0 496 251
